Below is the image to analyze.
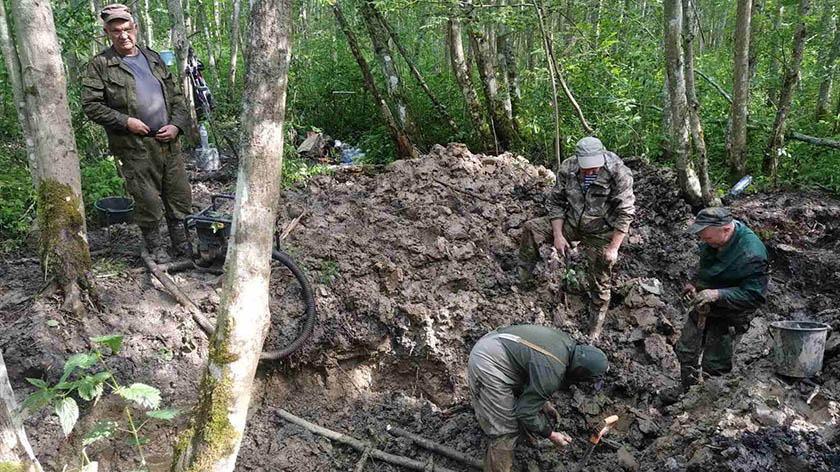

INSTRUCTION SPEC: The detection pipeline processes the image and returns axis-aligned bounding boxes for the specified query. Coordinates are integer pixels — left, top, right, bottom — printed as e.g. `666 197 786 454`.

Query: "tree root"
276 408 458 472
386 425 483 470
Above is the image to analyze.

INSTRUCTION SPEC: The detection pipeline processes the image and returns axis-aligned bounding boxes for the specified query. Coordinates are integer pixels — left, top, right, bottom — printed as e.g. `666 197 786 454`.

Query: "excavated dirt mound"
1 143 839 471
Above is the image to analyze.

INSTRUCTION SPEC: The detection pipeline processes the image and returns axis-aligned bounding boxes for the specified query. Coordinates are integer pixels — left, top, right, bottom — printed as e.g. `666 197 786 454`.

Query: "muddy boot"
485 434 517 472
588 303 609 340
662 365 700 406
167 218 190 259
141 225 169 263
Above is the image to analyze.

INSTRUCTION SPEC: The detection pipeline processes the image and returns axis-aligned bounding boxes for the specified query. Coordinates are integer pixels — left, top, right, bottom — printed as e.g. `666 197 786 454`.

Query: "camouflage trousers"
116 138 192 229
519 217 614 313
675 309 740 377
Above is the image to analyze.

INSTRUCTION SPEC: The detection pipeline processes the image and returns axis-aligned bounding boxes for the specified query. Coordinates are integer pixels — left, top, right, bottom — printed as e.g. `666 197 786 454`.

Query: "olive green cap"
688 207 733 233
568 345 609 381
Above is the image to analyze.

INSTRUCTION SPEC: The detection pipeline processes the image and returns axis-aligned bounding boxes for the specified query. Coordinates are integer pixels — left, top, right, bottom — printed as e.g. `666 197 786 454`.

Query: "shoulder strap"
497 333 567 367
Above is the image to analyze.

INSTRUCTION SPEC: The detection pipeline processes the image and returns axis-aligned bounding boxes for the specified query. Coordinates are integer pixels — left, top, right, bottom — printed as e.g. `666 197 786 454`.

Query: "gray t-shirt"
121 52 168 132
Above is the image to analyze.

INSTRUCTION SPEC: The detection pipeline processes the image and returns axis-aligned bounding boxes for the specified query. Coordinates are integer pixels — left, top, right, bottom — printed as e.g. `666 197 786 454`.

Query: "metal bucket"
769 321 831 378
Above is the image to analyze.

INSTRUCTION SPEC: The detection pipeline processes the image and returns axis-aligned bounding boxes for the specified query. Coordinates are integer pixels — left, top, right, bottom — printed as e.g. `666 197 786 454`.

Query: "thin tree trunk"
664 0 702 206
767 0 784 106
730 0 752 181
747 0 763 80
449 17 493 151
169 0 199 142
360 0 418 140
142 0 154 46
332 4 416 159
683 0 714 205
373 8 459 134
228 0 242 95
464 1 516 151
170 0 292 469
816 2 838 121
503 33 521 122
13 0 93 316
496 27 514 121
763 0 810 184
534 0 563 169
0 350 43 472
213 0 221 36
197 0 221 91
0 0 36 184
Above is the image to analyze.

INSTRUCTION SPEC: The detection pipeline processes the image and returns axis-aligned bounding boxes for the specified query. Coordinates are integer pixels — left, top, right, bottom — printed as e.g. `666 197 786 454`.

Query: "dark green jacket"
696 220 769 325
497 325 574 438
546 152 635 234
82 46 190 158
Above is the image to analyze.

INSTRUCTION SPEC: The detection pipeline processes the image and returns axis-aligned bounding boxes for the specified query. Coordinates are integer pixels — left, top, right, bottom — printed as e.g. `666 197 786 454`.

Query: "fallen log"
386 425 483 470
141 251 215 336
276 408 458 472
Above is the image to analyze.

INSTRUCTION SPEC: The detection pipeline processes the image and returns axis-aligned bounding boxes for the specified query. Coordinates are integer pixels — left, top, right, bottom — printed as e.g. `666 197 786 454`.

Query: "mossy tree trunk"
729 0 752 182
0 350 43 472
683 0 714 205
170 0 292 469
449 17 493 151
11 0 93 316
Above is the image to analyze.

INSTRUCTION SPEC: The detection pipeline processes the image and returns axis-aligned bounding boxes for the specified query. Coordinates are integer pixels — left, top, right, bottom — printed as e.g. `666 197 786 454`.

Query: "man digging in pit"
468 324 609 472
662 207 769 405
519 137 635 339
83 4 192 263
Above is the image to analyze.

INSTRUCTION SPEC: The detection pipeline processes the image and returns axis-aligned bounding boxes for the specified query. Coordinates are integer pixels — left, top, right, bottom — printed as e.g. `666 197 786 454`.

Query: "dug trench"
1 143 839 471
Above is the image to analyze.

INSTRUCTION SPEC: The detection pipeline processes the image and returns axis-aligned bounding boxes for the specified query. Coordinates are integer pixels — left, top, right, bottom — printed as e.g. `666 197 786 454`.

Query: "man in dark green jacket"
468 325 609 472
674 207 768 393
83 4 192 262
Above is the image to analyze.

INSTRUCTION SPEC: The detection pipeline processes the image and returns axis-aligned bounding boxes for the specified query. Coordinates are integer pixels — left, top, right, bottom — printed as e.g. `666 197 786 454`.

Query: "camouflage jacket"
696 220 769 325
82 46 190 158
546 152 635 234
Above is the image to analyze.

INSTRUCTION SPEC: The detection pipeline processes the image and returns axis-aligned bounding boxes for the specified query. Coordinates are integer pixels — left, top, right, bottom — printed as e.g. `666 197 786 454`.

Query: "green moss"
0 461 25 472
175 370 239 472
36 179 91 282
208 314 240 365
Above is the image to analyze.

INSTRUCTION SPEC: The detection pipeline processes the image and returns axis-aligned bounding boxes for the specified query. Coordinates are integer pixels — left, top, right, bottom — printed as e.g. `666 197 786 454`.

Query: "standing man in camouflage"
519 137 635 339
667 208 768 400
83 4 192 262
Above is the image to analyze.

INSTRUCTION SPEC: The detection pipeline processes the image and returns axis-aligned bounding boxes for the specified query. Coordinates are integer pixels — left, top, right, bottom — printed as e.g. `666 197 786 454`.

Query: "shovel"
574 414 619 471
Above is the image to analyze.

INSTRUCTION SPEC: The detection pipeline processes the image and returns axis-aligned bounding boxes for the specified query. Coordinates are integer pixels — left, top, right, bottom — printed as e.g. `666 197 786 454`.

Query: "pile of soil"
1 142 838 471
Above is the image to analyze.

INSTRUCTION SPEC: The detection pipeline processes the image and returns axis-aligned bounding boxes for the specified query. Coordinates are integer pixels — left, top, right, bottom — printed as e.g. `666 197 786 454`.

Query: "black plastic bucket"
95 196 134 226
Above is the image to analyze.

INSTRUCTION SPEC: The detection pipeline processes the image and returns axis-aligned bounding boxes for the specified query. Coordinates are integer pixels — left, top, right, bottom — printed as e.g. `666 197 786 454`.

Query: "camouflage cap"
574 137 606 169
688 207 733 233
100 4 132 24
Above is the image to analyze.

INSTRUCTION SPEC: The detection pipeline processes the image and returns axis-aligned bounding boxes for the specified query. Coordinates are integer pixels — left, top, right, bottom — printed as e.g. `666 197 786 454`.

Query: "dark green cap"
568 345 609 381
688 207 733 233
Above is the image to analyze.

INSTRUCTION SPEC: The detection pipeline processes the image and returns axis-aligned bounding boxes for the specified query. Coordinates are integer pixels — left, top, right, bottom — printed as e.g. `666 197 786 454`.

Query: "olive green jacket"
696 220 769 326
496 325 575 438
82 46 190 158
546 152 635 234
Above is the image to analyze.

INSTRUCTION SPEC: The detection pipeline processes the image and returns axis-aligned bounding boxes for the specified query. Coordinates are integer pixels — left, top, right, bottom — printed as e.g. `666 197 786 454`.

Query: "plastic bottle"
199 123 209 149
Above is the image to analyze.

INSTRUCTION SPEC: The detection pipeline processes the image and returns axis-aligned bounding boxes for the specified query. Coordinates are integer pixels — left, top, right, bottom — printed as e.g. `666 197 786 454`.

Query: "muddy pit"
1 143 839 471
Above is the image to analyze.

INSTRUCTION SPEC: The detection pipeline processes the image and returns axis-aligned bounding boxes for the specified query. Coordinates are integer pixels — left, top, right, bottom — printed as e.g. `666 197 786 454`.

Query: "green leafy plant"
560 267 587 292
319 260 339 285
22 334 179 471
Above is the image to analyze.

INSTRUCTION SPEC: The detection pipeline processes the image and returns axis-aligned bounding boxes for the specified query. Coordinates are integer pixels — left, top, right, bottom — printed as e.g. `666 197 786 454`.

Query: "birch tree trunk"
197 0 222 91
12 0 93 316
228 0 242 95
465 1 517 151
170 0 292 470
683 0 714 205
213 0 221 36
360 0 419 140
449 17 493 151
763 0 810 184
169 0 199 142
816 2 838 121
730 0 752 181
141 0 154 47
0 350 43 472
664 0 702 206
767 0 784 106
333 4 416 159
0 0 36 184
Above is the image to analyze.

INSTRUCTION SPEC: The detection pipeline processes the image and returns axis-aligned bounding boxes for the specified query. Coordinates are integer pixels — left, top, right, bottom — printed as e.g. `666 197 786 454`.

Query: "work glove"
693 289 719 309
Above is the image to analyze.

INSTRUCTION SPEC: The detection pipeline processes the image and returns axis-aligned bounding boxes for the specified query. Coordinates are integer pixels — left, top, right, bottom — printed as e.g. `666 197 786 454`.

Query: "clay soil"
1 143 839 472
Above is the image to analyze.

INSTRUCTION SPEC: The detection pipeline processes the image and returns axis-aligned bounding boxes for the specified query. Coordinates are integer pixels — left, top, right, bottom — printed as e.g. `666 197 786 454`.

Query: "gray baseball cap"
100 4 132 24
688 207 733 233
575 137 606 169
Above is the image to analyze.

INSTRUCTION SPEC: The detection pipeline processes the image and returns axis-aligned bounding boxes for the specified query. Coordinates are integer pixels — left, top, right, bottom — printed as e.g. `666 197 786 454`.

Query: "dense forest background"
1 0 838 248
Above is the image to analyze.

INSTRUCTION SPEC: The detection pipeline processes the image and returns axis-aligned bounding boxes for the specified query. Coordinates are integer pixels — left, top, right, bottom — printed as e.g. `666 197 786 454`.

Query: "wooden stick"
141 251 215 336
386 425 483 470
354 447 371 472
276 409 458 472
432 178 494 203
